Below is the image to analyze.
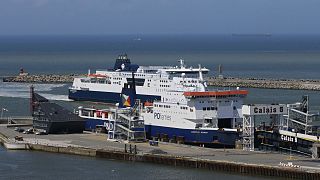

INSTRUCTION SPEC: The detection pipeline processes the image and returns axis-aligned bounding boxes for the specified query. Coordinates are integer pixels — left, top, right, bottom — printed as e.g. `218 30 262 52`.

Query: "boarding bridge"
242 104 287 151
281 96 320 135
116 113 146 142
115 100 146 142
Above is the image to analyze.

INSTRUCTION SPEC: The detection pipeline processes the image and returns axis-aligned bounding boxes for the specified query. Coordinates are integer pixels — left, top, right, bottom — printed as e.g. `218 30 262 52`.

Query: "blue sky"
0 0 319 35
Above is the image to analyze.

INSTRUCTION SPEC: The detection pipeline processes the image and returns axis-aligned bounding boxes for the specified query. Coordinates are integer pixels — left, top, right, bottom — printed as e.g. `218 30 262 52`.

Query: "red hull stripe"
183 90 248 97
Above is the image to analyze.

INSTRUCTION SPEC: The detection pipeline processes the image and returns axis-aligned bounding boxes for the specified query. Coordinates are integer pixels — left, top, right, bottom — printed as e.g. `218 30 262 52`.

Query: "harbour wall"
207 77 320 91
2 74 78 83
0 132 29 150
3 74 320 91
7 141 318 179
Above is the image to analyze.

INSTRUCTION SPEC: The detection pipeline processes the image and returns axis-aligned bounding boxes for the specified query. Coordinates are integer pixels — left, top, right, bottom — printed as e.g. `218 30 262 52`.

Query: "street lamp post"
1 108 8 119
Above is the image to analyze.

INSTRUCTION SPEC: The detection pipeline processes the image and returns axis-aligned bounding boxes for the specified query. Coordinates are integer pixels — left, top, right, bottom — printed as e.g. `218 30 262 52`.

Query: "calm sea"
1 34 320 179
1 34 320 78
0 146 274 180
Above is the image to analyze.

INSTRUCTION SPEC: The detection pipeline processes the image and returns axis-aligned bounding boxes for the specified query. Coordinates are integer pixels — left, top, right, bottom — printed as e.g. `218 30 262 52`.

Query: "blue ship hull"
84 119 105 131
83 120 239 147
145 125 239 147
69 89 161 103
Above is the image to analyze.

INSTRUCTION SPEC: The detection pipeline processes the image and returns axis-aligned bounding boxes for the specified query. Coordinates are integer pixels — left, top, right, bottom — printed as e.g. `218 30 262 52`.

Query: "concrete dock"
1 125 320 179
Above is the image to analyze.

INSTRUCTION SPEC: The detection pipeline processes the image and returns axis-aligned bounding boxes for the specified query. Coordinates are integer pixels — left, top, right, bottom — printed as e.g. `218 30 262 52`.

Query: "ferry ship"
69 54 209 103
142 89 247 147
73 55 248 147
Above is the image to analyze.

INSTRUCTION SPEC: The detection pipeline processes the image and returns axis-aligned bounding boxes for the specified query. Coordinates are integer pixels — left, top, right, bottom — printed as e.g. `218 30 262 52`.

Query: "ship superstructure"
142 89 248 147
69 54 209 103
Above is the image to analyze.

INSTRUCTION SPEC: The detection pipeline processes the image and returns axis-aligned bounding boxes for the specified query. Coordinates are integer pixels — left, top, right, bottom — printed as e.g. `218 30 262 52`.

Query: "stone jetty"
2 74 81 83
207 77 320 91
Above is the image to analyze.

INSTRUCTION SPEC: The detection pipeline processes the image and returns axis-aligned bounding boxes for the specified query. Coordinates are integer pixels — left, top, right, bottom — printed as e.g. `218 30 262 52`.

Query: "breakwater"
207 77 320 91
2 74 79 83
3 73 320 91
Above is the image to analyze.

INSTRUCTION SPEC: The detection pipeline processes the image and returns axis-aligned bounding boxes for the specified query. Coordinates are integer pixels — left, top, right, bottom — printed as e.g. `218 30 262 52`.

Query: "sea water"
1 34 320 179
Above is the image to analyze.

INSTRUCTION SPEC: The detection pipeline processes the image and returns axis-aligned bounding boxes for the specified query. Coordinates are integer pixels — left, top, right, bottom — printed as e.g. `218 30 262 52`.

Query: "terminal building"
31 90 85 134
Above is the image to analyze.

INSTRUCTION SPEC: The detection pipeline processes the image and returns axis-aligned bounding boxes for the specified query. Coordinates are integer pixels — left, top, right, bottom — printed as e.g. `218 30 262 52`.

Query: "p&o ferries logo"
154 113 171 120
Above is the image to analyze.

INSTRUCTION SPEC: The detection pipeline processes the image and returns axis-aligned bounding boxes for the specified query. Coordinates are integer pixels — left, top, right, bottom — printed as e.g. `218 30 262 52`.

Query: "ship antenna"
178 59 185 68
198 64 203 81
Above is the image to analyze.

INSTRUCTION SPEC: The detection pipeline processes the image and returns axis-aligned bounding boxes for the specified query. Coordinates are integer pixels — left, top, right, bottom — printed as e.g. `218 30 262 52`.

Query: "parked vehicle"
35 131 47 135
23 129 34 134
15 127 25 133
14 136 23 141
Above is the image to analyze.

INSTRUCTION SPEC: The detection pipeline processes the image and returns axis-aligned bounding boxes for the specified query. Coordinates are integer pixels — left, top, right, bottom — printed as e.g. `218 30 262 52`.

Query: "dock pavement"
1 125 320 175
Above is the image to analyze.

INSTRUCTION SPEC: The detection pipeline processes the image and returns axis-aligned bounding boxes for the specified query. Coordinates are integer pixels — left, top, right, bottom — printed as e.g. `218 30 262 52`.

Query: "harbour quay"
1 126 320 179
207 77 320 91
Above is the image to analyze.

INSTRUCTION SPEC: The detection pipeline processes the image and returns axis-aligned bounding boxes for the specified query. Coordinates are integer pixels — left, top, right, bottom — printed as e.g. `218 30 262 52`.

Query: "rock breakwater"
3 74 320 91
2 74 81 83
207 77 320 91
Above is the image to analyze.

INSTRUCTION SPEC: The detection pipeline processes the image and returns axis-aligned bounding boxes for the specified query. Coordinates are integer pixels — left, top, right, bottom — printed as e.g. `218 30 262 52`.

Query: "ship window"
190 108 194 112
98 80 105 84
203 107 206 111
205 119 212 124
206 107 211 111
